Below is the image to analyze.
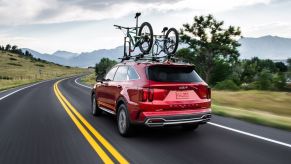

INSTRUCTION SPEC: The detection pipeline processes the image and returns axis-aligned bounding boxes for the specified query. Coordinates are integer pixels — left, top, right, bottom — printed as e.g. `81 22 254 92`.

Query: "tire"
182 123 199 131
164 28 179 55
117 104 133 137
138 22 154 54
91 94 102 116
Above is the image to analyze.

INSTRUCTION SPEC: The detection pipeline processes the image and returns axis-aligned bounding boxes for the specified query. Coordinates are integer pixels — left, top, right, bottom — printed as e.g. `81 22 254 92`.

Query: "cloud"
0 0 271 25
244 22 291 37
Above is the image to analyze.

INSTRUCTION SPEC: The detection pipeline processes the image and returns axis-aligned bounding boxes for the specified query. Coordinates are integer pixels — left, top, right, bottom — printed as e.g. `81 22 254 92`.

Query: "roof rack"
119 53 190 65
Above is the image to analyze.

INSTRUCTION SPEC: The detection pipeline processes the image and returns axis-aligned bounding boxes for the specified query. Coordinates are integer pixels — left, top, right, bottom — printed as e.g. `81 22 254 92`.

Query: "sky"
0 0 291 54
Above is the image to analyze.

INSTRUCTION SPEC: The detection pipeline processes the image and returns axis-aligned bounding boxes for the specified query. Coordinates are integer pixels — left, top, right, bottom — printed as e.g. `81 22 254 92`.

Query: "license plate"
176 91 189 99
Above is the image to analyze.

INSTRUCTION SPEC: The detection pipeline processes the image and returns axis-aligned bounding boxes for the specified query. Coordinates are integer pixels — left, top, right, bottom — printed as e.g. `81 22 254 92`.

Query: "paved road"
0 76 290 164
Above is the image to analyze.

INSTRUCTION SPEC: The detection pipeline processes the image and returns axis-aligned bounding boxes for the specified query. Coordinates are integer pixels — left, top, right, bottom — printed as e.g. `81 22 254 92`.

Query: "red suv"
91 61 211 136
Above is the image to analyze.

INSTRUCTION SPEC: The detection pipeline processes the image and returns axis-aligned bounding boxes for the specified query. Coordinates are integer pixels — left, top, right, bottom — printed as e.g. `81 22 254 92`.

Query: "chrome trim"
99 106 116 115
145 114 211 127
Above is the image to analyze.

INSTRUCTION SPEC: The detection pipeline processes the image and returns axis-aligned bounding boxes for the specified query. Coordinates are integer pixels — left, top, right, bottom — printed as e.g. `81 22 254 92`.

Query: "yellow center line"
53 83 114 164
54 80 129 164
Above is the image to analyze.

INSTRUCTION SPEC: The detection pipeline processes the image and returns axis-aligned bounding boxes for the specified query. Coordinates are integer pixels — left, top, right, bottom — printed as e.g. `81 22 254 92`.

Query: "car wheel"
117 104 133 137
182 123 199 131
92 94 102 116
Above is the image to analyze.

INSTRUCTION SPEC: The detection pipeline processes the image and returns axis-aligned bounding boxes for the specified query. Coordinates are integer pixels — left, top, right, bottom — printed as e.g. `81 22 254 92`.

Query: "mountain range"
238 35 291 59
22 35 291 67
22 47 123 67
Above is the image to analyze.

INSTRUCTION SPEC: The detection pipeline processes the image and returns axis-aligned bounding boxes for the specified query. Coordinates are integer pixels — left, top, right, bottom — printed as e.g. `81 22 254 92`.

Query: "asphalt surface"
0 76 290 164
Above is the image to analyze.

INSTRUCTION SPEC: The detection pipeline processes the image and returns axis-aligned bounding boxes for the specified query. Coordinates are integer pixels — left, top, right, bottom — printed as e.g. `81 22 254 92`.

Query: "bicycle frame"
152 35 167 56
124 26 140 56
116 14 143 58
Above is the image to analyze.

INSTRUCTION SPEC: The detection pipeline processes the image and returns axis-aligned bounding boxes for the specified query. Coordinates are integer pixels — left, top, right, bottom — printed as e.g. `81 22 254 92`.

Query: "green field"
212 90 291 130
0 51 85 90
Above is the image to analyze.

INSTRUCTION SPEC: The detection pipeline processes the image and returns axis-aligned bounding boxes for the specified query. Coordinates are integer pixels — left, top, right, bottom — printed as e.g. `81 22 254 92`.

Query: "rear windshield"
147 65 203 83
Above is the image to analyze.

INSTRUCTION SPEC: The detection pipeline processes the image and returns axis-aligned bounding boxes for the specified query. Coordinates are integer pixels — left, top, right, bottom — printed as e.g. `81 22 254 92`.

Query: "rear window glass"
147 65 203 83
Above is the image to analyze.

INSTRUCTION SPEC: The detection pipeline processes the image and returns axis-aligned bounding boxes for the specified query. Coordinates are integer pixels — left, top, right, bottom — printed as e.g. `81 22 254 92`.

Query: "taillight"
142 89 148 101
140 88 154 102
196 85 211 99
148 89 154 102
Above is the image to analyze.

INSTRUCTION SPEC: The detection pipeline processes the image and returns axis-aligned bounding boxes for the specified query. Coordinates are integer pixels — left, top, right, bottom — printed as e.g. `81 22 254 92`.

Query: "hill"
238 35 291 59
0 50 85 90
23 46 122 67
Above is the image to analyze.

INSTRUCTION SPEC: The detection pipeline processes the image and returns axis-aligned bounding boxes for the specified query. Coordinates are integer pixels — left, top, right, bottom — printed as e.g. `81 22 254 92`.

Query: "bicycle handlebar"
114 24 136 30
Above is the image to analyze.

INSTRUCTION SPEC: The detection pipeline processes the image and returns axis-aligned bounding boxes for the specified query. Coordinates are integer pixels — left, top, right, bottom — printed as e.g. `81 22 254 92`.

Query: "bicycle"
114 13 154 59
152 27 179 56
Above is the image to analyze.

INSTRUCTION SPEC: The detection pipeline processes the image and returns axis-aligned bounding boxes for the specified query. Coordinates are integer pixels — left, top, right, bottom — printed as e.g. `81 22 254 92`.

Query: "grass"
212 105 291 130
80 73 96 86
212 90 291 116
0 51 86 90
212 90 291 130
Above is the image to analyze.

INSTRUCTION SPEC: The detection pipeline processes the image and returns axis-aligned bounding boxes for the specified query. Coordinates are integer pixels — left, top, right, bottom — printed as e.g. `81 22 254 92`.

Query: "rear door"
110 66 128 111
96 66 118 110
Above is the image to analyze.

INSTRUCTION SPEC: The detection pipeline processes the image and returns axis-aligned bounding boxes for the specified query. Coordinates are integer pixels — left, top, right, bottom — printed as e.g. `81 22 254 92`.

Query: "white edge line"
208 122 291 148
74 77 92 89
0 80 47 101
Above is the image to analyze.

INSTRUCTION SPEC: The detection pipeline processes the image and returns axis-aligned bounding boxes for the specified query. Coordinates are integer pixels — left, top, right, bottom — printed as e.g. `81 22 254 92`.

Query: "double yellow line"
53 80 129 164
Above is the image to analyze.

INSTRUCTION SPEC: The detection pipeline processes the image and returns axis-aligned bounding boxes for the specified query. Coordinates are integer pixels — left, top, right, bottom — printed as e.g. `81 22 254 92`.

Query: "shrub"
0 76 13 80
273 73 286 90
241 82 257 90
256 69 273 90
7 63 22 66
214 80 240 91
35 64 45 67
9 57 17 61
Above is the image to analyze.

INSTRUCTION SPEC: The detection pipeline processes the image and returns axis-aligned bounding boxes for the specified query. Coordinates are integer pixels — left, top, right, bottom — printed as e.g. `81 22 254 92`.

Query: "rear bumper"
139 108 211 127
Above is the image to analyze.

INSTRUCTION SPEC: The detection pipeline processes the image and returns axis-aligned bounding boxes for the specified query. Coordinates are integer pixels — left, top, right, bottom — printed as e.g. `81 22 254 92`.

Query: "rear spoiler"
147 64 196 70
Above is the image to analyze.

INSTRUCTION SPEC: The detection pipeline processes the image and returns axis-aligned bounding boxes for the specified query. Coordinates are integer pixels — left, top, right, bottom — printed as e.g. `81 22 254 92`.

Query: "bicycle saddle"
162 27 168 33
135 12 141 18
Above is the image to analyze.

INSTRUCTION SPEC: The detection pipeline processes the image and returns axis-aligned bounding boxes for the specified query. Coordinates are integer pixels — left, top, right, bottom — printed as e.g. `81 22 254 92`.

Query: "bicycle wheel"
164 28 179 55
138 22 153 54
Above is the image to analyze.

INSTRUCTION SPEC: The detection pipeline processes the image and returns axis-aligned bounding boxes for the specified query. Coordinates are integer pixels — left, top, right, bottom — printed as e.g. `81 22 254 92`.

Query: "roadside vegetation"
80 58 117 86
212 90 291 130
0 45 85 90
80 72 95 86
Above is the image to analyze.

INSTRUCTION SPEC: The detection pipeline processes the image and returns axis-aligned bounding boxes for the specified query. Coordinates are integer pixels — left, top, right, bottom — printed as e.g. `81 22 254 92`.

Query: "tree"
273 73 286 90
275 62 288 72
5 44 11 51
95 58 117 78
11 45 18 51
180 14 241 83
25 50 33 58
256 69 273 90
287 58 291 71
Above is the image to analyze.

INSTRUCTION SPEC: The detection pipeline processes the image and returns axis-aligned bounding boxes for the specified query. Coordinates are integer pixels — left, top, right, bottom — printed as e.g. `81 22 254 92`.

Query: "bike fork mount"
123 36 132 60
